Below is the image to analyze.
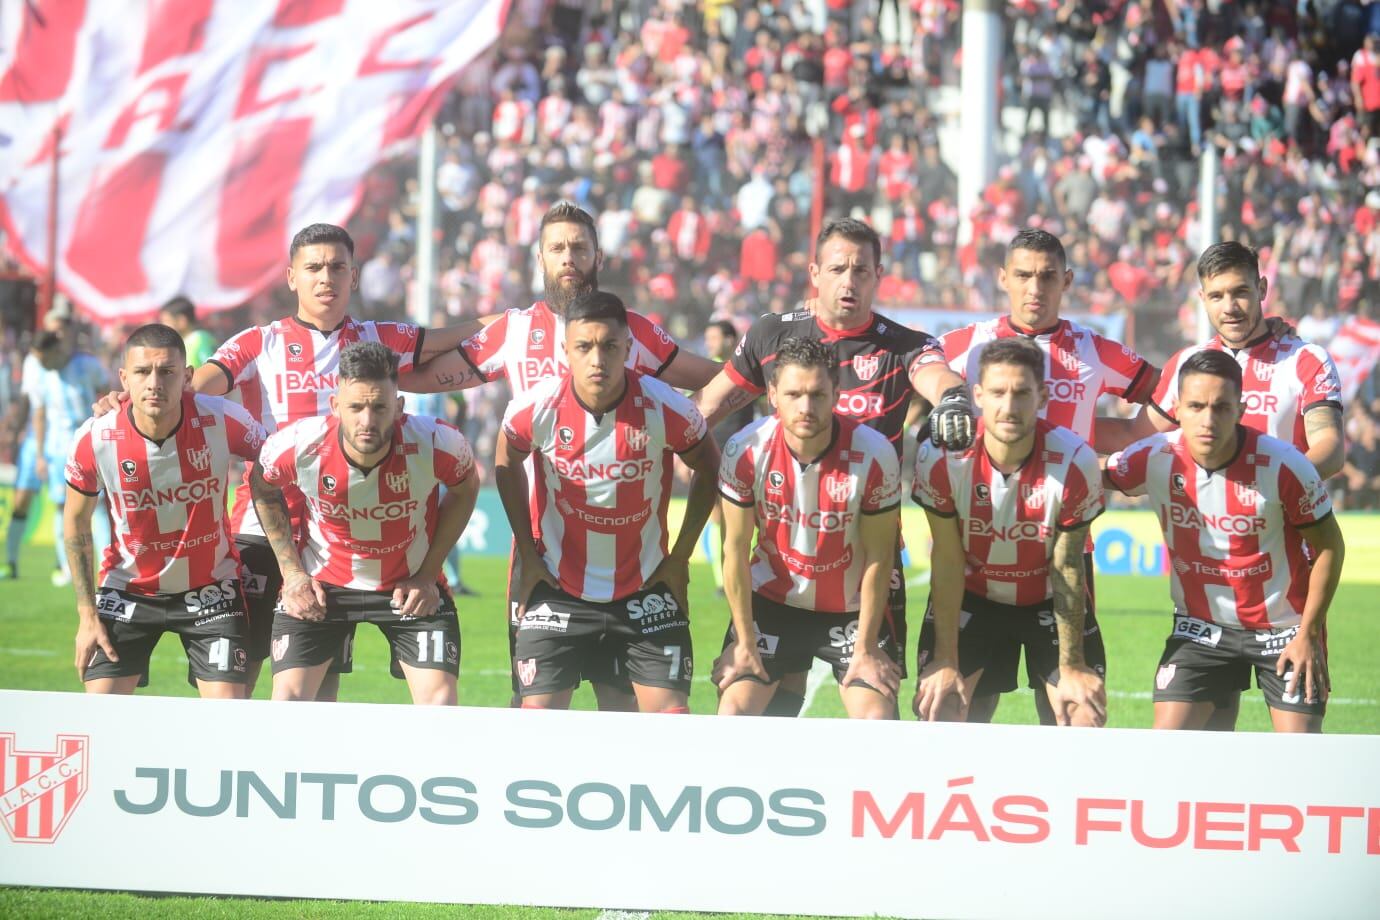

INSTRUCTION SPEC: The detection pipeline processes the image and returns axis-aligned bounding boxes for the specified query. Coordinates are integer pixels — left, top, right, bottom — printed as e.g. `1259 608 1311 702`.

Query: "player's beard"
543 265 598 316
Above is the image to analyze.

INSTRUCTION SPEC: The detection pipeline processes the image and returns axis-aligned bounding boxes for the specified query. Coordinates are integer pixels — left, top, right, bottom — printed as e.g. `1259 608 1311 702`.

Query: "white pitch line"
596 911 650 920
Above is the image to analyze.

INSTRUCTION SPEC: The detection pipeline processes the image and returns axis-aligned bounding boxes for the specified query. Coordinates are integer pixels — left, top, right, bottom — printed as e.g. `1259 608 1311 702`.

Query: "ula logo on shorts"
186 446 211 472
851 354 880 381
623 427 650 452
517 658 538 687
322 475 338 493
0 733 89 844
385 471 409 494
824 473 852 503
286 343 304 360
119 459 138 481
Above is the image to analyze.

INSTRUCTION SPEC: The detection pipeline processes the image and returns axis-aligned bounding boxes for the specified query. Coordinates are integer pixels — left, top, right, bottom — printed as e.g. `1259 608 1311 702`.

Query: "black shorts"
916 592 1063 698
507 543 632 694
721 593 901 688
916 552 1105 692
239 536 353 673
1153 614 1327 716
514 581 692 697
269 583 459 680
84 582 249 686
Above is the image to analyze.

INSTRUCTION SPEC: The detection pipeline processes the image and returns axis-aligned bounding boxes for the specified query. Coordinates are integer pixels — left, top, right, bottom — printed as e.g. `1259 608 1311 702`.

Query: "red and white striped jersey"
1107 427 1331 629
64 394 266 595
208 316 424 538
941 317 1155 443
1150 333 1343 452
258 414 475 591
460 300 679 393
502 370 707 602
719 415 901 613
912 419 1104 607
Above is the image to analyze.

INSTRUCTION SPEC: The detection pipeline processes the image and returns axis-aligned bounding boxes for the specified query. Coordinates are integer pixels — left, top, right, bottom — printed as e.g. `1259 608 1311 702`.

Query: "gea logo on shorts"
0 733 89 845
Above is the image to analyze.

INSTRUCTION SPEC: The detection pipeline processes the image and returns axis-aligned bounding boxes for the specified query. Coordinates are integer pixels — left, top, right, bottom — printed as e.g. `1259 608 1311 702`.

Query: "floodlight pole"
1197 144 1219 341
414 123 439 326
957 0 1001 244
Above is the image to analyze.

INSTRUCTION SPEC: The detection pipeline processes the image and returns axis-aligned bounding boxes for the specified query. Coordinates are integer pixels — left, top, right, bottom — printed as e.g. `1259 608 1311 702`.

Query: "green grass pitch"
2 541 1376 918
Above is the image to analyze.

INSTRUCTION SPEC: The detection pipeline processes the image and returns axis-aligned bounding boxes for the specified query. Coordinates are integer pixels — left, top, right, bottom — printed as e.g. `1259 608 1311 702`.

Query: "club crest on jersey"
1233 480 1259 507
852 354 881 381
1056 349 1080 373
1022 483 1046 510
322 474 339 493
824 472 853 503
530 328 545 345
975 483 991 505
624 427 650 452
385 471 409 493
186 446 211 472
0 733 89 844
1252 359 1275 382
119 459 138 481
1171 473 1187 493
767 471 786 492
286 343 305 361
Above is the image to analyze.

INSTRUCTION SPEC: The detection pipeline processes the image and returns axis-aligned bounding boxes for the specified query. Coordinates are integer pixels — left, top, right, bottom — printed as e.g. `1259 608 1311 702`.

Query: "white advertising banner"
1 690 1377 918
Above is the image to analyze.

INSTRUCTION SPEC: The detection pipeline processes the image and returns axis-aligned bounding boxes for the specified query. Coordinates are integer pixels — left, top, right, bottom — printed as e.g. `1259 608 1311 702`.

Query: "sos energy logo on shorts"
0 734 89 844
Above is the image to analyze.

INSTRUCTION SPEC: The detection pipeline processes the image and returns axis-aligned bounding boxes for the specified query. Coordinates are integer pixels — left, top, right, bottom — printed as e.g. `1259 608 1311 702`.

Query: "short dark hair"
290 223 354 260
815 217 881 266
1178 348 1242 396
1008 228 1067 269
35 331 63 352
539 200 600 251
977 337 1045 384
338 341 398 384
770 337 838 386
565 290 628 328
706 319 738 340
1196 241 1258 282
160 296 196 322
124 323 186 360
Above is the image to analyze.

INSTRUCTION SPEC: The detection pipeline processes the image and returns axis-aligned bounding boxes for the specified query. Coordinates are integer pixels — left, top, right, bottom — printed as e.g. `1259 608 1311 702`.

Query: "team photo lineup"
39 203 1346 732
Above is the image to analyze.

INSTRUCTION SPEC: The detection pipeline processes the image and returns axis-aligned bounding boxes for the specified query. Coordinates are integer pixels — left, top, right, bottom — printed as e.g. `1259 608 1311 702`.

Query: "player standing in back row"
697 218 975 717
65 324 267 696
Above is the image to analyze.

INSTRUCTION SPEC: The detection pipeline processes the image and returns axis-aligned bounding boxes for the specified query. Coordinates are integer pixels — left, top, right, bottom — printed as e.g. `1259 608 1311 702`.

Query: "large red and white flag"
0 0 506 322
1329 315 1380 404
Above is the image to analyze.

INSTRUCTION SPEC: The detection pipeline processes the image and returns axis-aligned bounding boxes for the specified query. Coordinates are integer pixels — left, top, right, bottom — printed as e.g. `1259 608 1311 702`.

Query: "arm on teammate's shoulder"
1093 407 1163 454
418 318 486 361
696 365 759 428
398 348 485 393
908 361 965 406
1302 405 1345 480
659 350 722 391
191 362 231 397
